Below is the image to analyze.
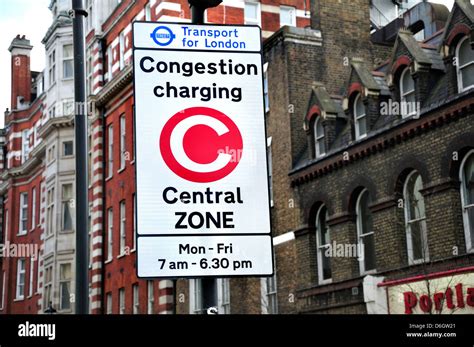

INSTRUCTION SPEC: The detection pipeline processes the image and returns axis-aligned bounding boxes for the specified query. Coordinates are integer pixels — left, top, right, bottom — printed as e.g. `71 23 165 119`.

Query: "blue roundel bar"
150 26 176 46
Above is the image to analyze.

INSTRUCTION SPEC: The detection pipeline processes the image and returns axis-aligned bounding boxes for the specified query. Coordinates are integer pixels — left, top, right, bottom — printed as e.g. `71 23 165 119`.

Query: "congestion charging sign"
133 22 273 278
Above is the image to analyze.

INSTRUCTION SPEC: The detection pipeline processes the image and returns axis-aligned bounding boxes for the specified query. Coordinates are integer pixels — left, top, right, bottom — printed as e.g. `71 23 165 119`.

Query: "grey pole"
187 0 222 314
72 0 89 315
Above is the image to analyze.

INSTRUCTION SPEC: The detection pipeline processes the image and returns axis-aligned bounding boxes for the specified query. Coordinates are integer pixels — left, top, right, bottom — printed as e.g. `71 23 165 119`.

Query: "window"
145 2 151 21
63 141 73 156
356 189 376 274
314 117 326 158
404 171 429 264
1 271 5 310
16 259 26 300
106 292 112 314
147 281 154 314
133 284 139 314
120 201 126 255
267 137 273 207
280 6 296 27
21 130 30 163
262 274 278 314
107 46 113 82
36 256 40 294
354 94 367 139
107 208 113 261
88 204 93 267
4 210 8 243
460 150 474 252
132 194 136 250
120 115 126 170
18 192 28 235
47 144 56 162
88 134 92 186
119 31 125 70
63 44 73 79
316 205 331 283
86 0 93 32
61 184 73 231
87 55 93 95
49 50 56 86
46 187 55 236
191 279 203 314
400 67 416 118
244 1 261 26
218 278 230 314
31 188 36 230
263 62 269 112
28 259 34 297
43 266 52 309
59 264 71 310
107 125 114 177
63 99 74 116
119 288 125 314
456 36 474 93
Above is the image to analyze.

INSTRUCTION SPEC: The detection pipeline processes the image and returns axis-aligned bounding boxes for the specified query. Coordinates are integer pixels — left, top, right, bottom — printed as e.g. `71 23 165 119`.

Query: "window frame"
46 186 55 237
147 281 154 314
61 183 73 231
107 208 114 261
460 149 474 253
15 259 26 300
132 284 139 314
244 1 261 26
280 5 296 27
31 187 36 231
48 49 56 87
403 171 429 264
314 117 326 158
119 114 126 170
106 292 113 314
119 288 125 314
21 129 30 164
59 263 72 311
18 192 28 235
354 93 368 140
217 278 230 314
119 31 125 70
315 205 332 284
62 44 74 80
456 36 474 93
356 189 376 274
107 124 114 178
399 67 417 118
62 140 74 157
119 201 126 255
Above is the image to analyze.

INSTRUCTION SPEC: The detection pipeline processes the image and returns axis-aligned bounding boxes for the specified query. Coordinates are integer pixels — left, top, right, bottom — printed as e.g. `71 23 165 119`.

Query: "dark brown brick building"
176 0 474 315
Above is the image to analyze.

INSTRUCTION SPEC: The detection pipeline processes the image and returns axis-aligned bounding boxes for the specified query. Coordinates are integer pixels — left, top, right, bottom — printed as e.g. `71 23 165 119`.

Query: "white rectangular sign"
133 22 273 278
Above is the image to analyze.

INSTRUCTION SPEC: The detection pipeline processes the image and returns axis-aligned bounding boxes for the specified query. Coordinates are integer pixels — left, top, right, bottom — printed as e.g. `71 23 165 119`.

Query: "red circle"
160 107 243 183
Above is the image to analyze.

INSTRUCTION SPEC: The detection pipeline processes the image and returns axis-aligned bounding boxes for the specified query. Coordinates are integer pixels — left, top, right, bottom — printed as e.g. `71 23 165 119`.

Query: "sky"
0 0 457 128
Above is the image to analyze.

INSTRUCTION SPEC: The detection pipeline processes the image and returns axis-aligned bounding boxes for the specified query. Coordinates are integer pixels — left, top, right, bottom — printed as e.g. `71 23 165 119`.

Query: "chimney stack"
9 35 33 110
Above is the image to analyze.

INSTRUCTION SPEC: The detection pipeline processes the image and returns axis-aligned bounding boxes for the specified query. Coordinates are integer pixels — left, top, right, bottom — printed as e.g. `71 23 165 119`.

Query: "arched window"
315 205 331 283
314 117 326 158
354 93 367 140
456 36 474 93
400 67 416 118
460 150 474 252
356 189 375 274
404 171 429 264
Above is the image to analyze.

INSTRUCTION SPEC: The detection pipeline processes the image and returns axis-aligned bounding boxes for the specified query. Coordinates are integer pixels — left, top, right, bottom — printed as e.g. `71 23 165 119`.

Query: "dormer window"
400 67 416 118
314 117 326 158
456 36 474 93
354 93 367 140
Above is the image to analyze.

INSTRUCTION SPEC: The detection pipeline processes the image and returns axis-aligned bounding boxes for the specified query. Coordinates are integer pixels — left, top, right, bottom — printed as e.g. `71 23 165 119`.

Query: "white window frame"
132 194 136 251
354 93 368 140
147 281 154 314
4 210 8 243
86 55 93 95
356 189 376 275
120 115 126 170
62 44 74 79
15 259 26 300
119 201 126 255
31 187 36 230
280 5 296 27
107 45 113 82
314 117 326 158
217 278 230 314
119 288 125 314
28 258 34 298
46 187 55 236
400 67 416 118
260 273 278 314
1 271 5 310
18 192 28 235
107 208 113 261
460 149 474 253
267 137 273 207
59 263 72 311
145 2 151 21
404 171 429 264
106 292 113 314
189 279 204 314
107 124 114 177
456 36 474 93
43 266 53 308
316 205 332 284
21 130 30 164
263 62 269 112
119 31 125 70
61 183 73 231
63 140 74 157
48 49 56 86
133 284 139 314
244 1 261 26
